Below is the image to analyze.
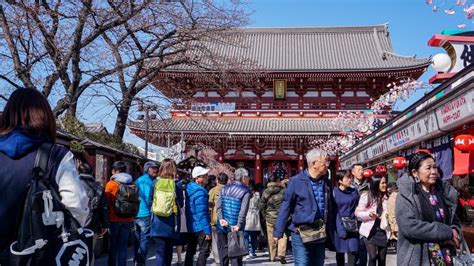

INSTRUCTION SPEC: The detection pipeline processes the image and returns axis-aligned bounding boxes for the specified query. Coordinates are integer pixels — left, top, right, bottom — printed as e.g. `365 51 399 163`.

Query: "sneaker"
279 256 287 264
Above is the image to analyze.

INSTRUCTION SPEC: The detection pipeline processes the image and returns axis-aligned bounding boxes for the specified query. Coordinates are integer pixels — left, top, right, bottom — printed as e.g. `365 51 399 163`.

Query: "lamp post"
137 104 157 159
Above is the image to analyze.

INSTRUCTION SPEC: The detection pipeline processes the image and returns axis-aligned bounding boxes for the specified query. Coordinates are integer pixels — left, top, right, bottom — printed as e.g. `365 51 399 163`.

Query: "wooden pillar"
298 153 305 173
255 153 263 184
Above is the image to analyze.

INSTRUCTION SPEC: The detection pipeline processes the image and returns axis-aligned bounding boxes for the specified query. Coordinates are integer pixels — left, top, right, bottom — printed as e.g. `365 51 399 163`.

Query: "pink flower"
458 23 467 28
444 9 455 15
426 0 433 4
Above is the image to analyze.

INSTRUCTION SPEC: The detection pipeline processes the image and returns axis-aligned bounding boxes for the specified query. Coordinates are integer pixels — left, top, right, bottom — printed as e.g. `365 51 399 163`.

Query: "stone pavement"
95 243 397 265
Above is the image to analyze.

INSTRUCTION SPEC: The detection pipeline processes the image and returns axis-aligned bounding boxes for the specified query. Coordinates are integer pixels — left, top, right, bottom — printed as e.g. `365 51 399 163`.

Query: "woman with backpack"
0 89 89 265
244 180 261 259
150 158 184 266
355 175 390 266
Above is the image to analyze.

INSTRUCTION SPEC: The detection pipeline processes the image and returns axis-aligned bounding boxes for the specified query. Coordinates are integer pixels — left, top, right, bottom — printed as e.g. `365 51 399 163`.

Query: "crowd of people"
0 88 467 266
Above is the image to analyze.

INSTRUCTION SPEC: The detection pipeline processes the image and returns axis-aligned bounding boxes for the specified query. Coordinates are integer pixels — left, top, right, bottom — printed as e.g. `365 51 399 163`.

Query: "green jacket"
259 182 285 224
208 183 224 225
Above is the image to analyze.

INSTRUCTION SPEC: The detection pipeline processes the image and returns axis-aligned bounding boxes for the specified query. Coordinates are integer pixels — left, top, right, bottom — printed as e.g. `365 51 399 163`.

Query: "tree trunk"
66 102 77 117
113 94 133 139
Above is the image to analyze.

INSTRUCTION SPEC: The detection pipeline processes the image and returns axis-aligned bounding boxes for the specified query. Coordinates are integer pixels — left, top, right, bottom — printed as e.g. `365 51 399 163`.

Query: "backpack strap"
35 143 82 230
33 142 53 180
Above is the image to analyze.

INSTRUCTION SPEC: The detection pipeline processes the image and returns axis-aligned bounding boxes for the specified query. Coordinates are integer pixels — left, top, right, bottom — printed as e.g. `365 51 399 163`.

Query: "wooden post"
255 153 263 184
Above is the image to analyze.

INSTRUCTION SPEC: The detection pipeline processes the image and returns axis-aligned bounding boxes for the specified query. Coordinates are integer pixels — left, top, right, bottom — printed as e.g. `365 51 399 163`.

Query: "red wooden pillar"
255 153 263 184
298 154 305 173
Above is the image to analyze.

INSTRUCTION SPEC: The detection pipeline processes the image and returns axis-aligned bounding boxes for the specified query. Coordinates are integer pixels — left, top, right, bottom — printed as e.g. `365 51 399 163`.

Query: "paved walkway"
95 243 397 265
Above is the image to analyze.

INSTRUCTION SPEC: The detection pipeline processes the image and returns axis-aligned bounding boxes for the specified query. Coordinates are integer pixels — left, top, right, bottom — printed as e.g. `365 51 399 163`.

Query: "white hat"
192 166 210 178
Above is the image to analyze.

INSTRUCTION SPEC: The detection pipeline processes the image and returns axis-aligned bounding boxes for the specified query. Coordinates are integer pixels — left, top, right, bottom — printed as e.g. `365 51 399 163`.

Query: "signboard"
369 139 388 160
386 111 439 153
449 42 474 73
436 90 474 130
273 79 287 99
191 102 236 113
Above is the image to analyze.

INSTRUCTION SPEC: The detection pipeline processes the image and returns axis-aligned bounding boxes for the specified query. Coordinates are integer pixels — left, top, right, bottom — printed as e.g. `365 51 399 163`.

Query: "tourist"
332 170 360 266
260 173 287 263
184 166 212 266
0 89 89 265
134 161 159 266
351 163 368 266
396 152 461 265
273 148 332 266
209 173 229 265
216 168 251 266
355 175 390 266
77 161 108 265
244 180 261 259
105 161 137 266
151 159 184 266
386 183 398 245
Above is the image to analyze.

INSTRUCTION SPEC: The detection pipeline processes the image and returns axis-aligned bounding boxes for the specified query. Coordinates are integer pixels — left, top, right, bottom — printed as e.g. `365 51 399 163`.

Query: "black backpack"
79 174 107 231
10 143 93 266
114 181 139 218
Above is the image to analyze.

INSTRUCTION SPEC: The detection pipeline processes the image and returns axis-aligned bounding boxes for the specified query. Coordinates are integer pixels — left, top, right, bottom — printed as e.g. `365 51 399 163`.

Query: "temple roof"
152 24 430 72
128 117 337 135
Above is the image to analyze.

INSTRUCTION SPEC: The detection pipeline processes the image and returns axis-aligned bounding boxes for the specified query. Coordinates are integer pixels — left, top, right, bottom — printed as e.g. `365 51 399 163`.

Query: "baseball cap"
192 166 210 178
144 161 159 173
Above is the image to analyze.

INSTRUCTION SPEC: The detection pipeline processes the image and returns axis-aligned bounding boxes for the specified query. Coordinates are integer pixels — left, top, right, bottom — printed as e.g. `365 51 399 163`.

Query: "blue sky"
2 0 467 149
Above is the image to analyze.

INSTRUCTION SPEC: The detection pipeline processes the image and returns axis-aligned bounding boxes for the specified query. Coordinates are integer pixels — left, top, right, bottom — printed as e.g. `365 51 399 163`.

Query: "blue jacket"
273 169 333 238
150 180 184 239
217 181 250 233
135 173 154 218
185 181 211 235
331 187 359 253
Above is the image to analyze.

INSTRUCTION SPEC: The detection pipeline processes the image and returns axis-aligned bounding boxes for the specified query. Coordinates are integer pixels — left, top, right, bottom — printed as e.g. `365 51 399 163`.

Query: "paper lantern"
432 53 452 73
393 156 407 169
363 169 374 178
375 165 387 176
454 134 474 152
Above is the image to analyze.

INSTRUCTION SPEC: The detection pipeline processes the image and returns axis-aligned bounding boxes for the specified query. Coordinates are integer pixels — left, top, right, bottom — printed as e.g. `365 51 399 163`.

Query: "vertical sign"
273 79 287 99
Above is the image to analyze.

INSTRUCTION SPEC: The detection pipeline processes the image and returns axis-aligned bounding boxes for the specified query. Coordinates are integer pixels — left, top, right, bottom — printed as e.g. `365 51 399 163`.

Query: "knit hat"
144 161 159 173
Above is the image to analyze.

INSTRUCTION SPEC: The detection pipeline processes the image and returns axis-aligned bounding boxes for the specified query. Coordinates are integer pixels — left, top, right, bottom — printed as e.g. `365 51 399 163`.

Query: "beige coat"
386 191 398 240
208 183 224 225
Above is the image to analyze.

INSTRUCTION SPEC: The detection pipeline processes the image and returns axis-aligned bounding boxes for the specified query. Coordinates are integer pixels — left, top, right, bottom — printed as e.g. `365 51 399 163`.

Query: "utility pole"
138 103 157 159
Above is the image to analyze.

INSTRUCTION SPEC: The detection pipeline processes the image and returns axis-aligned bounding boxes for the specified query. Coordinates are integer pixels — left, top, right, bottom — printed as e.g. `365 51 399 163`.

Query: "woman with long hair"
355 175 389 266
332 170 360 266
396 152 461 265
150 158 184 266
0 89 89 265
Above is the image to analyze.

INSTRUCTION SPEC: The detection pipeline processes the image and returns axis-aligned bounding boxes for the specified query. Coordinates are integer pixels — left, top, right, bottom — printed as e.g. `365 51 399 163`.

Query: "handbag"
228 231 248 258
453 236 473 266
297 219 326 244
380 210 390 231
341 217 358 233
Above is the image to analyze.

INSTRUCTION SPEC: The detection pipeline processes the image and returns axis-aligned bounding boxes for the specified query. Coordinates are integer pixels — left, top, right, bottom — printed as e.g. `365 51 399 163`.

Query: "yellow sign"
273 79 287 99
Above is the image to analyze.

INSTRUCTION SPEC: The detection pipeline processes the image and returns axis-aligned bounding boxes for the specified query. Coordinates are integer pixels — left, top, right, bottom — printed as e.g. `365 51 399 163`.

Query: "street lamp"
137 104 157 159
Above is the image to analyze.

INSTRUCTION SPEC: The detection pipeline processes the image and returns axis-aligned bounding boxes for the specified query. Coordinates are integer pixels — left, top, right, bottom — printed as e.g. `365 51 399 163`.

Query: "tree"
0 0 249 138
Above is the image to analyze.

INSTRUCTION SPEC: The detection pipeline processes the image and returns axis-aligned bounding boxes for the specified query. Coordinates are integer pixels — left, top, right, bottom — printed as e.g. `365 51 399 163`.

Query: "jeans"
0 248 9 266
291 232 325 266
185 231 211 266
243 231 258 255
356 236 368 266
108 222 131 266
134 217 151 265
217 230 243 266
155 237 174 266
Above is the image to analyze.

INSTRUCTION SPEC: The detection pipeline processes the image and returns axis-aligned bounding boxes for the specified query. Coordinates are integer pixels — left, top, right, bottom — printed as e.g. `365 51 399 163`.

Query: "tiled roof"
154 24 430 72
128 117 337 135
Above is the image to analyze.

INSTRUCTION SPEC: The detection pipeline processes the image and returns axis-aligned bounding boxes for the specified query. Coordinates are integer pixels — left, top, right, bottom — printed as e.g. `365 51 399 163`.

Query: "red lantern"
363 169 374 178
416 149 431 154
454 134 474 152
393 156 407 169
375 165 387 176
